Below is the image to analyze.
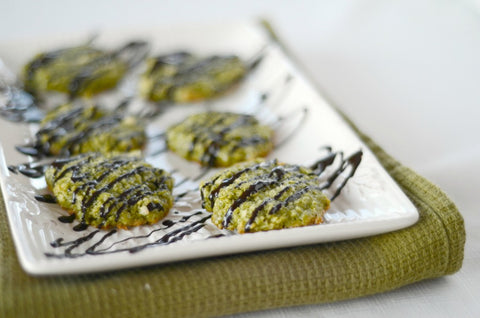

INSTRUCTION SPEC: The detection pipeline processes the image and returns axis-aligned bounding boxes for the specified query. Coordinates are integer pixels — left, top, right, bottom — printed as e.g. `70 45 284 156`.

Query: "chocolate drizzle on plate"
45 211 210 258
0 83 44 123
8 160 51 178
34 194 57 203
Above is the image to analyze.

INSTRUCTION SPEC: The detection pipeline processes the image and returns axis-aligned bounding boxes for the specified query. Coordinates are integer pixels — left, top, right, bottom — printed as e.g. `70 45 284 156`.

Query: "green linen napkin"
0 23 465 318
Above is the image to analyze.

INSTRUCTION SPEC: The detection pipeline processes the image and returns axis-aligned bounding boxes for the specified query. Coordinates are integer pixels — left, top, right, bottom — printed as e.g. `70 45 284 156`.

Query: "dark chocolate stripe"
244 199 272 232
186 113 228 158
207 160 274 208
53 156 94 182
229 135 268 153
149 51 192 75
68 54 119 97
98 184 145 218
82 165 151 211
186 113 258 166
222 179 279 228
268 185 318 215
329 150 363 200
63 115 124 155
36 106 85 135
243 179 312 232
25 49 66 84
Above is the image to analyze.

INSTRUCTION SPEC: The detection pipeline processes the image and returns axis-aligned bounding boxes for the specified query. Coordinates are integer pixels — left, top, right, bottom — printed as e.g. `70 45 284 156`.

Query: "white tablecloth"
1 0 479 316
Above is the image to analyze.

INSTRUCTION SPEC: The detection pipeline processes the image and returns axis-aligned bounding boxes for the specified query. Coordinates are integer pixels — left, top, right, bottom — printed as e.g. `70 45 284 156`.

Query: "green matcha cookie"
139 52 246 103
45 153 174 229
166 111 273 167
34 102 146 156
23 45 127 97
200 159 330 233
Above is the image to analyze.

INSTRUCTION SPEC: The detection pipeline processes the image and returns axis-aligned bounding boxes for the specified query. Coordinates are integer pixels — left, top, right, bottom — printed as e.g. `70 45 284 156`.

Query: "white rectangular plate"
0 21 418 275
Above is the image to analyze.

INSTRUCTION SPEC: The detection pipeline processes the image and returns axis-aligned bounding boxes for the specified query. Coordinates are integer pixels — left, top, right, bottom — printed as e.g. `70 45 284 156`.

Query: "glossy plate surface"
0 21 418 275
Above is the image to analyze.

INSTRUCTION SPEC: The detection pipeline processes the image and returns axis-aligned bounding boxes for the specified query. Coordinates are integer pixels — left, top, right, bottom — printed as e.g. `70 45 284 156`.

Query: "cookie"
45 153 174 229
166 111 273 167
34 102 146 156
23 45 127 97
139 52 246 103
200 159 330 233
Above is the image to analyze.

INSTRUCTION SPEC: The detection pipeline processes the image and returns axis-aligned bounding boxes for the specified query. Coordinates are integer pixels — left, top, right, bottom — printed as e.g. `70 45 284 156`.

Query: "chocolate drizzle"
206 162 264 209
58 214 75 223
112 40 150 68
198 113 261 166
223 178 276 228
8 161 50 178
272 107 309 149
149 51 193 75
24 49 64 85
320 150 363 200
0 83 44 123
34 194 57 203
45 211 210 258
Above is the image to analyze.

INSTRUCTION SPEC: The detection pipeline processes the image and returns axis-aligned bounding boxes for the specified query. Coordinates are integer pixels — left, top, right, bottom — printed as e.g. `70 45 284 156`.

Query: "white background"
1 0 479 317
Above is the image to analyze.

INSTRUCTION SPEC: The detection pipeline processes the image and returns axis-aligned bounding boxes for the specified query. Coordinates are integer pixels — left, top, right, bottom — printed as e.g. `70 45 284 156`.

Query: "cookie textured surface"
23 45 127 97
200 159 330 233
139 52 246 103
35 103 146 156
166 111 273 167
45 153 174 229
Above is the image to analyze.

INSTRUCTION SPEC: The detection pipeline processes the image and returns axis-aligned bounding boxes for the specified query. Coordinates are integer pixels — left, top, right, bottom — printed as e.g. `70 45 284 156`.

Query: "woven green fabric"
0 131 465 318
